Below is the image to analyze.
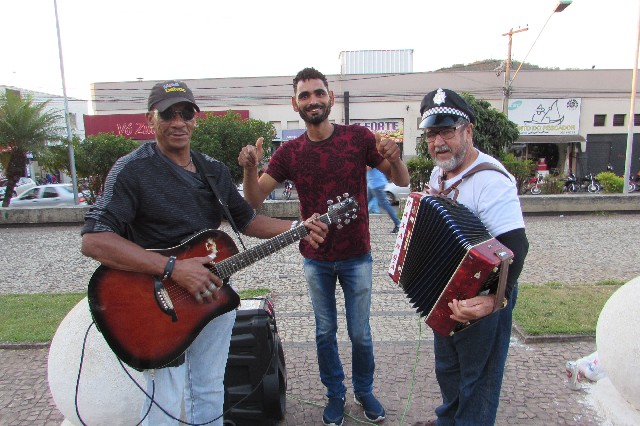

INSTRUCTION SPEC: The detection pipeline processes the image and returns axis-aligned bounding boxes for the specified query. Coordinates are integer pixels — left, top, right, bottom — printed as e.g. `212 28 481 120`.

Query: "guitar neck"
214 213 332 278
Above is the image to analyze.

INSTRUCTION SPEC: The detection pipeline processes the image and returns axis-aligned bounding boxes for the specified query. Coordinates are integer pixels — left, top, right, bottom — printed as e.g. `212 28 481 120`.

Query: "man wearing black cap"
414 88 529 426
81 80 328 425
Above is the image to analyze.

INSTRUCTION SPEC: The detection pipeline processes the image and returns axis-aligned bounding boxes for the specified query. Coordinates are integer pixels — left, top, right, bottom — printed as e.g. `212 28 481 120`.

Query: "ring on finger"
207 282 216 292
201 289 212 297
195 293 203 302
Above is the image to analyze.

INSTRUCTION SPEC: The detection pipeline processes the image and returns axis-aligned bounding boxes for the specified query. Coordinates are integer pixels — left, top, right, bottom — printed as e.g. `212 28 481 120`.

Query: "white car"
0 177 36 198
384 182 411 205
8 184 86 208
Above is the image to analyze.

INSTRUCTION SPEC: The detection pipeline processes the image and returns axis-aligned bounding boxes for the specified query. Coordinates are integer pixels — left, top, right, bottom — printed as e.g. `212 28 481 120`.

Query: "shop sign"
351 119 404 143
508 98 581 135
83 110 249 140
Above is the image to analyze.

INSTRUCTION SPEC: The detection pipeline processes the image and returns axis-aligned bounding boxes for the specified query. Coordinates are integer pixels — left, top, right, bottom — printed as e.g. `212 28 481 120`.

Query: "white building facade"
88 69 640 178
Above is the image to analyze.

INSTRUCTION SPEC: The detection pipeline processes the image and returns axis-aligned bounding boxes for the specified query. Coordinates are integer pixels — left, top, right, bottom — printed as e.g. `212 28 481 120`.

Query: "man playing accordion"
413 88 529 426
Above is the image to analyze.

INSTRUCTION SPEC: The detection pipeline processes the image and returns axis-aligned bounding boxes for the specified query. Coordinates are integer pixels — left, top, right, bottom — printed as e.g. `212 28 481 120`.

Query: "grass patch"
0 288 272 343
514 281 622 336
0 283 624 342
239 288 270 299
0 293 86 343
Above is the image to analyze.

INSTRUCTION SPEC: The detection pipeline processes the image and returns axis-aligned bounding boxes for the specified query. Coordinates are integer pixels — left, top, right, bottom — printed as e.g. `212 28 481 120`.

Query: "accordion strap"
492 249 512 313
439 162 511 202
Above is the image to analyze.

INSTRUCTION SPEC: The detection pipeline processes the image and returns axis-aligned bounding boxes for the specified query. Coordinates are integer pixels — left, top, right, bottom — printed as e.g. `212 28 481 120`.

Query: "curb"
0 341 50 350
512 323 595 344
1 324 597 350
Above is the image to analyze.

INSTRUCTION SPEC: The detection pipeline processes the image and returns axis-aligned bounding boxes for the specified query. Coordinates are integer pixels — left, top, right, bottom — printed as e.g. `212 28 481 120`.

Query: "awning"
516 135 586 144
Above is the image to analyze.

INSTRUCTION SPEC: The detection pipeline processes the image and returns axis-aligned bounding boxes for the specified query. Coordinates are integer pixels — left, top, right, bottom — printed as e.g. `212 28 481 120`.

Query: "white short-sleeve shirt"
428 150 525 237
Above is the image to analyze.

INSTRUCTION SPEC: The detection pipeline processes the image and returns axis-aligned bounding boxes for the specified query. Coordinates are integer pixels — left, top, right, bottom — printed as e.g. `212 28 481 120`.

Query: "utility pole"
501 27 528 114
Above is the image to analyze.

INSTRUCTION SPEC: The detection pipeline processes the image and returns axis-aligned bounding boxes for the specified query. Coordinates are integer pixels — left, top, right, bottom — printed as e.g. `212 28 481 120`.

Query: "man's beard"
433 141 468 172
298 103 331 125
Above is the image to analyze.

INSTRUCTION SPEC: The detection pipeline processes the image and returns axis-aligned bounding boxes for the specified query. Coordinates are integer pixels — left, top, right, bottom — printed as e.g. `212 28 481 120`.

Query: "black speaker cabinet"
223 298 286 426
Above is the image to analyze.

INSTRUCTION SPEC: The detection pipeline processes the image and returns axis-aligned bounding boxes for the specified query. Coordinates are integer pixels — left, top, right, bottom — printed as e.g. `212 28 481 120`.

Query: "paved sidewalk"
2 213 639 425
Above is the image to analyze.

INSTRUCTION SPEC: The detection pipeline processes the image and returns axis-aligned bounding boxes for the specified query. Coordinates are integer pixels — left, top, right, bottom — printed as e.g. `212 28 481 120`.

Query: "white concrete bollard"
596 278 640 411
47 297 145 425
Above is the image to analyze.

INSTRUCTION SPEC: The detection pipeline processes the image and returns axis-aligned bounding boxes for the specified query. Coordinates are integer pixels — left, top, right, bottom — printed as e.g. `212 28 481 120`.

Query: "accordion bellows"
389 193 513 336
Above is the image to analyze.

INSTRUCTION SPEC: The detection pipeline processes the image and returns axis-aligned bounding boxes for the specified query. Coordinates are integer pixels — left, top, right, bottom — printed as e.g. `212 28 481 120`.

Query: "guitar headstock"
326 193 359 229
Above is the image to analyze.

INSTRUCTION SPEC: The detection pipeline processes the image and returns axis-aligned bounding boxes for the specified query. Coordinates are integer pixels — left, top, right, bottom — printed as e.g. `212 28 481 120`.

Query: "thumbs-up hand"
238 137 265 169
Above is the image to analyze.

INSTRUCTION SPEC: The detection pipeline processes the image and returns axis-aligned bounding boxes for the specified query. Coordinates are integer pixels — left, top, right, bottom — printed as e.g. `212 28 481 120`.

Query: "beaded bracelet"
162 256 177 281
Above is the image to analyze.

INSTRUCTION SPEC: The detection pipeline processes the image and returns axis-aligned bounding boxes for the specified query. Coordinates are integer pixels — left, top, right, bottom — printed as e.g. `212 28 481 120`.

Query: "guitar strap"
191 151 247 250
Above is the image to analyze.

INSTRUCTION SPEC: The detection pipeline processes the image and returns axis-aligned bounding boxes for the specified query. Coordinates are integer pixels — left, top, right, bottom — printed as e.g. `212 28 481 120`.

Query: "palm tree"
0 91 62 207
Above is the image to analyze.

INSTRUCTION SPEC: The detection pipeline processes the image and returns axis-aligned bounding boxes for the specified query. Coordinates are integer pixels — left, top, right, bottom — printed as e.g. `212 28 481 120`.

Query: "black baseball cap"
147 81 200 112
419 88 475 128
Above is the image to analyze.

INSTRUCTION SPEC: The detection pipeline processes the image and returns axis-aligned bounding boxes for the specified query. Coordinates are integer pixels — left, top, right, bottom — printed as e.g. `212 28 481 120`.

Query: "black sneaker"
391 225 399 233
322 396 345 426
354 393 386 422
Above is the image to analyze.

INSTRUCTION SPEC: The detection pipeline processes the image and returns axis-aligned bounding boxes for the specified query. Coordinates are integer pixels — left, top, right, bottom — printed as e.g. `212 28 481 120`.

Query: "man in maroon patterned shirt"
239 67 409 426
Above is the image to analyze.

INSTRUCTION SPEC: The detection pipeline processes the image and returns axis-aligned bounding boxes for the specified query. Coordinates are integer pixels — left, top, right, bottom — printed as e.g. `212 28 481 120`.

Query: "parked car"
8 184 86 208
0 177 36 198
384 182 411 205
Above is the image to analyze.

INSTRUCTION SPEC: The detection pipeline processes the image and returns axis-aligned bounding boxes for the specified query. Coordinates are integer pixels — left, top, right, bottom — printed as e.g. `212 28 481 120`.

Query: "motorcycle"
581 173 601 193
282 180 293 200
629 174 640 192
563 172 579 193
526 174 544 195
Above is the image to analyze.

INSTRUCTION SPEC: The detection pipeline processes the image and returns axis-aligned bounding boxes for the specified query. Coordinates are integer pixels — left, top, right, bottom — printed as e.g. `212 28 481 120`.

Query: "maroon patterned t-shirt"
266 124 384 261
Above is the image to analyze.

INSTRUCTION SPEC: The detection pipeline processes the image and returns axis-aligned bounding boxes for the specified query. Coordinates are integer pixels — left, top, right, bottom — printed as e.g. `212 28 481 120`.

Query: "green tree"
499 152 535 194
406 156 433 191
37 136 80 177
191 111 275 183
0 92 62 207
460 92 520 158
78 133 139 202
40 133 139 203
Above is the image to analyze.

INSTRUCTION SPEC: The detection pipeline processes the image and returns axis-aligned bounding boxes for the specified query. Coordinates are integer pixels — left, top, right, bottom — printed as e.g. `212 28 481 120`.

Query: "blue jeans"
370 186 400 227
433 286 518 426
367 188 380 213
303 253 375 399
141 309 236 425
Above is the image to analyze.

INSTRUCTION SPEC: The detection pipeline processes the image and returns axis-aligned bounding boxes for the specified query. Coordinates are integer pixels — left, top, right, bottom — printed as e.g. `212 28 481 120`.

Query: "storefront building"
87 69 640 178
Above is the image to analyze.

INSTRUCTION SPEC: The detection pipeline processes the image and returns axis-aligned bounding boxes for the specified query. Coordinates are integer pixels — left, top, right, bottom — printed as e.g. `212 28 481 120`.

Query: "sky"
2 0 639 100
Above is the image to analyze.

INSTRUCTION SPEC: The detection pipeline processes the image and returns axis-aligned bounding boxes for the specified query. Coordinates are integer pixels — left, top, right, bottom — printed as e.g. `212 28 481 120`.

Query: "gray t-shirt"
82 142 255 249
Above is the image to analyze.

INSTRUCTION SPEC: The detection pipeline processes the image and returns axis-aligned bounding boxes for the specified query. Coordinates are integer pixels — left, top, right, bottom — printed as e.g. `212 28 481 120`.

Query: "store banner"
508 98 581 135
83 110 249 140
351 119 404 143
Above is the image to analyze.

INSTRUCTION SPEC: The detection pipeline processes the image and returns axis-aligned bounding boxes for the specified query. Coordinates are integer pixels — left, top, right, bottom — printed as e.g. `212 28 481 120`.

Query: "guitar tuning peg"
336 195 342 202
344 219 351 224
351 214 357 220
343 193 349 198
327 200 334 205
336 224 343 229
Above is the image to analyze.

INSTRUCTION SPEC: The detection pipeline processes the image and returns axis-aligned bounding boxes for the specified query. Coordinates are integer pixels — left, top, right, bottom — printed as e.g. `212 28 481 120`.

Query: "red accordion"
388 193 513 336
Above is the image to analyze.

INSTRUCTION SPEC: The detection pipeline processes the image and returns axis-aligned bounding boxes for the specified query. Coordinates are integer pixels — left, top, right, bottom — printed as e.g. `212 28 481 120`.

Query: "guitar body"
88 230 241 370
86 196 359 371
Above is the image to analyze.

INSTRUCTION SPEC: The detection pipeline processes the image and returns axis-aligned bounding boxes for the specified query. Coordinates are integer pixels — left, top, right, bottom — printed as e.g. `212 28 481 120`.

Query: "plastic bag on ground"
565 351 607 390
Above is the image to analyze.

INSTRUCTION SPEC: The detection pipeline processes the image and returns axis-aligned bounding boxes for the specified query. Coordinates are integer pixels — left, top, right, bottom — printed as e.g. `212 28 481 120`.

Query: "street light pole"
502 1 573 115
623 3 640 194
53 0 79 204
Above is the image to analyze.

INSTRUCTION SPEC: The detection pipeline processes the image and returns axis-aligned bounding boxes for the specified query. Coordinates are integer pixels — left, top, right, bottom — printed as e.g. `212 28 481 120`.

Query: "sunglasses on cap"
157 107 196 122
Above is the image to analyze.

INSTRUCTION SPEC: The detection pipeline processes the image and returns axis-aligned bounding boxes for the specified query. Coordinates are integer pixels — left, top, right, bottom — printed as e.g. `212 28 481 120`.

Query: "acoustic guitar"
87 196 357 370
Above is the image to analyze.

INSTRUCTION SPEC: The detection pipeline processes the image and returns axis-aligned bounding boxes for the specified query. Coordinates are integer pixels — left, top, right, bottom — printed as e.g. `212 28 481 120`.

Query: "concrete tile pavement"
2 213 637 425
